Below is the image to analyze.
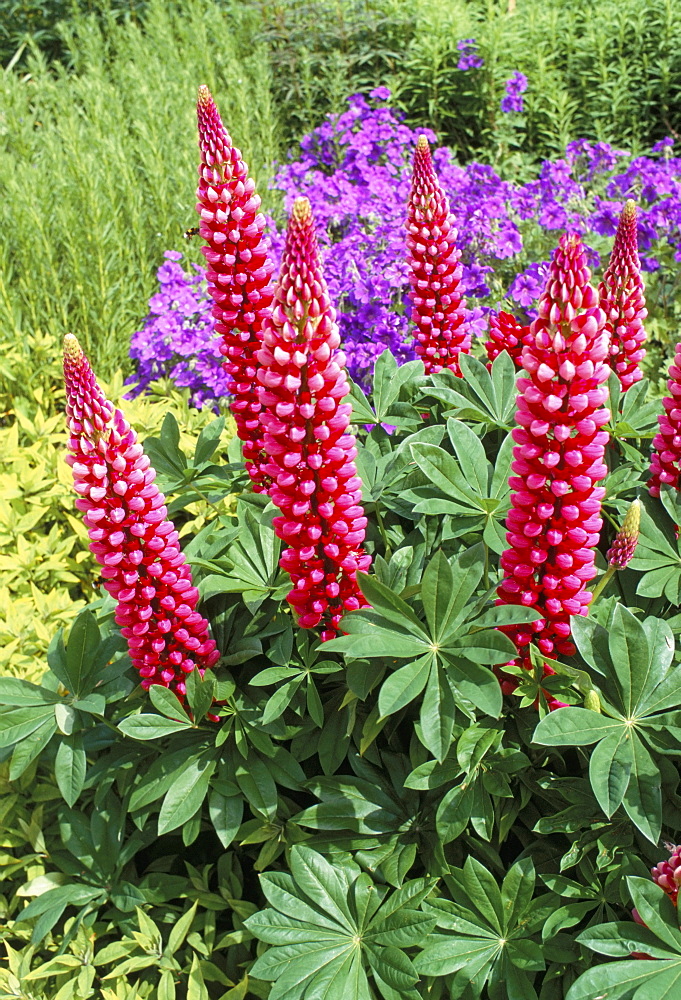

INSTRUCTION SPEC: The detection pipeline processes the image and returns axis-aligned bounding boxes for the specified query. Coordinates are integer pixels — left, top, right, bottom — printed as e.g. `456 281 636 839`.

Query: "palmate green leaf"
0 677 60 706
566 959 681 1000
607 605 655 716
378 655 431 719
627 877 681 952
443 656 503 719
421 549 456 642
419 662 456 763
533 708 624 746
622 735 662 843
436 781 475 844
355 572 428 636
246 848 432 1000
588 730 632 818
414 935 499 977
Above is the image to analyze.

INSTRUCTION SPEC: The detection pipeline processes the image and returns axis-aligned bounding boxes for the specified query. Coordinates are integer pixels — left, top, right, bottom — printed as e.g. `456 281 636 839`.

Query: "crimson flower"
485 310 532 368
497 234 610 682
649 341 681 496
256 198 371 639
599 199 647 391
63 335 219 699
196 85 275 491
406 135 469 375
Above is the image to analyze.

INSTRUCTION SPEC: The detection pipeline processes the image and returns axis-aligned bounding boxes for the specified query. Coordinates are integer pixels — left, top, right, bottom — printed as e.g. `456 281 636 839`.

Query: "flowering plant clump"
194 85 275 490
9 90 681 1000
257 196 370 637
405 136 468 375
63 334 219 698
598 199 647 390
130 93 681 404
497 234 610 683
500 71 528 114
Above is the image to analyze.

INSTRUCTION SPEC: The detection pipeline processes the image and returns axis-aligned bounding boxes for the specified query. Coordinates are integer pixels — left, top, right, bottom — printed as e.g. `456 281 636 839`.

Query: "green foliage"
0 332 235 683
2 344 680 997
0 0 278 378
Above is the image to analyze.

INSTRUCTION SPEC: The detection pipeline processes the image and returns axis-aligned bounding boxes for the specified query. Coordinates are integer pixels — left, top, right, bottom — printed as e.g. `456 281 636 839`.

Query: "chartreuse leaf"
245 846 434 1000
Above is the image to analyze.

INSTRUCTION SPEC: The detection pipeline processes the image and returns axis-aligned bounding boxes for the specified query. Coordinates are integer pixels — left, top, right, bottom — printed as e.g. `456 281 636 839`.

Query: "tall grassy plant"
0 0 279 380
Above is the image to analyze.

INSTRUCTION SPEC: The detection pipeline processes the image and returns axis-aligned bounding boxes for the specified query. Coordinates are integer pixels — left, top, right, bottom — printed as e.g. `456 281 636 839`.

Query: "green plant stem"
590 565 616 605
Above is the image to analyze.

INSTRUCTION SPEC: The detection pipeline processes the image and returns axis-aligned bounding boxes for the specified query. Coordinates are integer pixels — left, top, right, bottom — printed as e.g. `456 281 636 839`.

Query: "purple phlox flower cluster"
500 71 527 114
651 136 675 154
457 38 484 71
507 261 551 309
127 251 229 409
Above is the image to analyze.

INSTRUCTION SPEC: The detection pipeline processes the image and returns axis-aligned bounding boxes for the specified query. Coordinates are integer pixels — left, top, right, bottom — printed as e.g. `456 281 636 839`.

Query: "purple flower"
500 71 527 113
651 136 675 154
457 38 484 71
370 86 391 101
508 262 550 308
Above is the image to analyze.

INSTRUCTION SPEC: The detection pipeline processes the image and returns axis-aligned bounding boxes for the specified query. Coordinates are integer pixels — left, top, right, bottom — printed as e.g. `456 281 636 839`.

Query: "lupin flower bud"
651 844 681 905
63 335 219 698
606 498 641 568
196 85 275 491
406 135 469 375
497 234 610 680
256 198 371 639
649 341 681 496
485 310 532 368
598 199 647 391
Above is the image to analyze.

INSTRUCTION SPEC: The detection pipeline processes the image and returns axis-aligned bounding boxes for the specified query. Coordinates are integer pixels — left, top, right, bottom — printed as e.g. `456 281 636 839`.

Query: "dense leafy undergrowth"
2 343 681 998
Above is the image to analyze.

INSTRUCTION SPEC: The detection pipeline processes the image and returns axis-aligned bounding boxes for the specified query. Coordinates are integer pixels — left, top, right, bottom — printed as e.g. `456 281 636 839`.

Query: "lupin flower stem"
196 85 275 491
497 234 610 687
63 335 219 699
406 136 469 376
598 199 647 391
257 198 371 639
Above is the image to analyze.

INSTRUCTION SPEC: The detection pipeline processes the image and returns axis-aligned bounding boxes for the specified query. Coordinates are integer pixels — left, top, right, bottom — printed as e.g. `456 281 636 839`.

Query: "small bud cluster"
485 310 532 368
598 199 647 391
196 85 275 490
606 498 641 568
257 198 371 638
406 136 469 375
497 234 610 676
63 335 219 698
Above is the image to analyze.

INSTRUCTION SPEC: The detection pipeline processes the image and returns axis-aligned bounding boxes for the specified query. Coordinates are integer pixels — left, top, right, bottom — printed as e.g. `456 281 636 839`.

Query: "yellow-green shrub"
0 333 235 682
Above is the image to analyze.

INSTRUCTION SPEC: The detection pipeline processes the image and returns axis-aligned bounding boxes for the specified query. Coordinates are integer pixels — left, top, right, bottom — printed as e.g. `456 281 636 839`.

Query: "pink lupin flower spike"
497 234 610 692
599 199 647 391
649 341 681 496
256 198 371 640
63 335 219 699
196 85 275 491
485 309 533 369
406 135 469 376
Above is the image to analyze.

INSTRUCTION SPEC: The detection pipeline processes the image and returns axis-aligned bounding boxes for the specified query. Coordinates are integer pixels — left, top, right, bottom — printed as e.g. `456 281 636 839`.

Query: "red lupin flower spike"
497 234 610 688
406 135 469 375
63 335 219 699
599 199 647 391
196 85 275 491
256 198 371 639
649 341 681 496
485 310 533 369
